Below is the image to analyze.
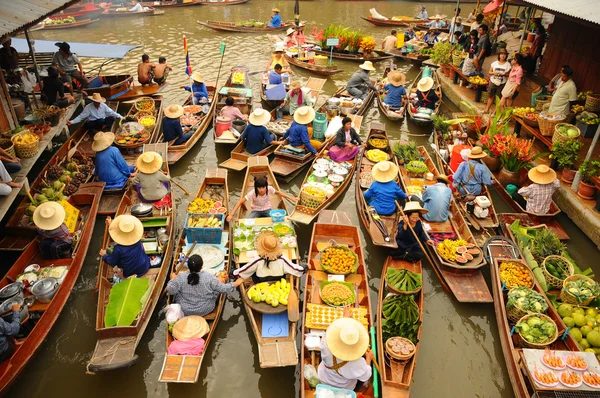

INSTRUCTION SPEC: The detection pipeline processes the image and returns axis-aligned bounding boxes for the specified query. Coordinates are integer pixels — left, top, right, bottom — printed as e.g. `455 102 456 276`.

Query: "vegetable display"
320 281 355 307
506 287 548 314
516 315 557 345
246 279 290 307
499 261 533 288
386 268 422 292
531 229 566 262
564 277 600 303
320 246 358 275
392 141 419 163
405 160 428 175
382 294 419 324
544 257 570 280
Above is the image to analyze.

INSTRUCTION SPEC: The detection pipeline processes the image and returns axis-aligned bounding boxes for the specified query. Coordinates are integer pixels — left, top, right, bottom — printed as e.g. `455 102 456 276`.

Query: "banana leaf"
104 277 149 327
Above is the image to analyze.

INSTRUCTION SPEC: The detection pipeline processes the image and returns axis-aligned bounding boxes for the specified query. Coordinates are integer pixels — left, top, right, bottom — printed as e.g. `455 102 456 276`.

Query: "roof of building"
517 0 600 26
11 39 139 59
0 0 81 38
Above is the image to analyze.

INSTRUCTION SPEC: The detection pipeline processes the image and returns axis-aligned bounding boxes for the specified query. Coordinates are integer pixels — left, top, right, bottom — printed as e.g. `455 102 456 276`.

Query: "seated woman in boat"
295 22 307 45
452 147 492 196
181 71 209 106
276 80 311 120
389 201 434 263
415 77 439 110
220 96 248 122
167 255 244 317
240 109 281 155
282 106 321 155
0 302 21 362
267 44 290 72
92 131 135 190
364 161 406 216
41 67 74 109
132 151 170 203
267 8 282 28
284 28 298 48
329 117 364 162
318 307 374 391
512 165 560 215
227 176 297 221
163 104 193 145
233 231 305 283
423 28 439 47
33 202 73 260
422 175 452 222
381 70 406 109
99 215 150 280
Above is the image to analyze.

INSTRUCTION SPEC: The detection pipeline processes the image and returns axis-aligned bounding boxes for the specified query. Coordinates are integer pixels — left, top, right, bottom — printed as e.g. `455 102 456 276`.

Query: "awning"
11 39 139 59
0 0 81 38
514 0 600 26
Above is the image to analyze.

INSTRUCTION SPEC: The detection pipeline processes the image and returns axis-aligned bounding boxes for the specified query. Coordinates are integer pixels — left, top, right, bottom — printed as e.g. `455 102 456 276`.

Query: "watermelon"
209 208 217 214
467 248 480 255
464 253 473 260
213 201 222 209
455 255 467 264
456 246 467 254
216 207 227 214
465 243 475 248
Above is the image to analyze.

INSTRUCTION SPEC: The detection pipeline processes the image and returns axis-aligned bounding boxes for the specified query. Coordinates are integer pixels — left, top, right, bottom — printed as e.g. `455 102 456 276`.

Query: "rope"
85 337 137 375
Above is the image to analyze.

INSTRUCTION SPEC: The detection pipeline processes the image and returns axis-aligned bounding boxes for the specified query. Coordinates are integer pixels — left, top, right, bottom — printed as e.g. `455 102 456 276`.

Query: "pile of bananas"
188 198 215 213
468 76 488 86
13 133 38 145
572 104 585 113
366 149 388 163
232 71 245 85
436 239 468 262
246 279 290 307
187 215 222 228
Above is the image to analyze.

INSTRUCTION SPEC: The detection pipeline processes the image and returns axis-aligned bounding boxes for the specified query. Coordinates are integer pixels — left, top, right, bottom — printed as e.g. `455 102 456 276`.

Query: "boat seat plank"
441 270 493 303
88 336 137 369
159 354 202 383
219 158 248 171
259 341 298 368
424 220 454 234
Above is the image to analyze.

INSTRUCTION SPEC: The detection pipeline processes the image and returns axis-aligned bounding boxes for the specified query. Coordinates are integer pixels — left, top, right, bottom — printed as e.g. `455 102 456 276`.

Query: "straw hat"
468 146 487 159
325 318 369 362
386 70 406 87
91 131 115 152
255 231 283 261
90 93 106 103
436 174 451 184
286 28 295 36
299 22 306 27
416 77 434 92
289 80 302 90
172 316 210 342
433 15 442 20
528 165 557 185
33 202 66 231
293 106 315 125
248 108 271 126
272 8 280 13
109 214 144 246
359 61 376 71
164 104 184 119
403 201 429 214
191 71 204 83
371 161 398 183
136 151 163 174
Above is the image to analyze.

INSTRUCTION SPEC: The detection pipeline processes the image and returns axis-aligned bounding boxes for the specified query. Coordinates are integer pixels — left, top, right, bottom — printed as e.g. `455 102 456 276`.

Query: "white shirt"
233 256 304 280
490 60 511 86
130 3 144 12
318 338 372 390
548 79 577 115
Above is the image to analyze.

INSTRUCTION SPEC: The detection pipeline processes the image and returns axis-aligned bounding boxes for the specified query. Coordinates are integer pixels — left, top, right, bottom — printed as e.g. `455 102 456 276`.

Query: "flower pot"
577 180 597 200
561 168 577 184
481 155 501 172
448 69 456 80
442 65 450 76
549 158 559 171
497 167 521 187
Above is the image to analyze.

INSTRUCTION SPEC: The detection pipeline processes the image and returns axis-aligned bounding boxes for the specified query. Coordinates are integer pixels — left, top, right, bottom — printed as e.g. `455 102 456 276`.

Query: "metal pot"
0 282 24 301
0 296 28 323
31 277 59 304
131 203 153 217
231 120 247 134
340 105 355 115
327 97 341 106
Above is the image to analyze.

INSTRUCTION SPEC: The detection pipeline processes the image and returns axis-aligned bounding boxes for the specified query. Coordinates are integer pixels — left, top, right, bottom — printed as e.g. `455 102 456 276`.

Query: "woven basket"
516 313 558 349
452 54 464 67
535 95 552 112
386 270 422 295
506 301 533 324
11 132 39 159
385 337 416 362
539 113 566 137
542 255 574 290
367 134 389 151
300 188 327 209
585 93 600 113
0 138 16 158
135 97 155 113
552 123 580 145
560 274 599 306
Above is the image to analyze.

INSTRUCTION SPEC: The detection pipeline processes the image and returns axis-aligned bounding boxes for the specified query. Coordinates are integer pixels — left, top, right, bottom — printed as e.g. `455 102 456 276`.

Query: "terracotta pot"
577 181 597 200
442 65 450 76
593 176 600 191
481 155 501 172
561 168 577 184
497 167 521 187
448 69 456 80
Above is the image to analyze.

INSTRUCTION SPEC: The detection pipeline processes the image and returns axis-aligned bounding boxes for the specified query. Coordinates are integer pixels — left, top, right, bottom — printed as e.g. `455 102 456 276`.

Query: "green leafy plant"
430 41 453 65
578 159 600 184
432 115 451 134
406 160 428 175
551 139 584 170
104 277 149 327
530 229 567 263
392 141 420 164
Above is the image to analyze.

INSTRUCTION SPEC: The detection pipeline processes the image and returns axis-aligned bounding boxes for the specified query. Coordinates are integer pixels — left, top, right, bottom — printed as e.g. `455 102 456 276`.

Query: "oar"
170 179 191 196
94 220 110 292
287 284 299 322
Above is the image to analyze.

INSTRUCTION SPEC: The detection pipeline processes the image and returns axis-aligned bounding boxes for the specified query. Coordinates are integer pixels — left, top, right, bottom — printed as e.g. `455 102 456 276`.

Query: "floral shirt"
245 186 276 211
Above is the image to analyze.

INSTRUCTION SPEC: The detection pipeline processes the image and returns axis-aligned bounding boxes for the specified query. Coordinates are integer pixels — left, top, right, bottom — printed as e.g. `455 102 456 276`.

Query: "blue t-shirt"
282 121 317 154
270 14 281 28
453 160 492 196
269 70 282 85
422 183 452 222
162 116 184 142
184 82 208 100
95 146 134 190
383 84 407 107
102 241 150 278
241 124 273 155
363 181 407 216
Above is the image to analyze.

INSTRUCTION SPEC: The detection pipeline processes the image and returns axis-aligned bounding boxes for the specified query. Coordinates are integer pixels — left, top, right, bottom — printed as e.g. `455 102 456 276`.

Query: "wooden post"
23 29 41 85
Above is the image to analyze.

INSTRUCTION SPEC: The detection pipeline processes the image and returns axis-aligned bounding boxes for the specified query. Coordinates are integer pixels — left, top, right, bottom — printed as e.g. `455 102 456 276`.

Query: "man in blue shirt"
269 64 283 84
0 302 21 362
241 109 281 154
68 93 122 133
363 161 406 216
416 6 428 20
282 107 320 154
382 70 406 108
162 104 192 145
267 8 281 28
423 175 452 222
453 147 492 196
182 71 209 105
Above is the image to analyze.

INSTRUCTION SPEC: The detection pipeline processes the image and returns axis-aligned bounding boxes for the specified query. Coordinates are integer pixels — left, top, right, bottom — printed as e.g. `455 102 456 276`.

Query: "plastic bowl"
270 209 287 223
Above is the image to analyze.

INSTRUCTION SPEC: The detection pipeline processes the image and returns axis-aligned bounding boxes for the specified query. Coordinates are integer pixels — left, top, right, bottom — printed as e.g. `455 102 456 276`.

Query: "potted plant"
551 139 584 183
392 141 419 165
406 160 428 177
432 115 450 136
494 134 546 186
577 160 600 199
430 42 452 74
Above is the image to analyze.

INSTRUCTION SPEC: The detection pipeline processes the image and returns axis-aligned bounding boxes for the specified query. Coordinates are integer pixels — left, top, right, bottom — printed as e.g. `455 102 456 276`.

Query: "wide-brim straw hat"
468 146 487 159
172 315 210 341
528 165 557 185
289 80 302 90
255 231 283 261
136 151 163 174
249 108 271 126
433 14 443 19
272 8 280 12
416 77 434 92
191 71 204 83
90 93 106 103
404 201 429 214
286 28 295 36
33 201 66 231
436 174 451 184
359 61 376 71
109 214 144 246
325 318 369 362
164 104 184 119
293 106 315 125
387 70 406 87
91 131 115 152
372 161 398 183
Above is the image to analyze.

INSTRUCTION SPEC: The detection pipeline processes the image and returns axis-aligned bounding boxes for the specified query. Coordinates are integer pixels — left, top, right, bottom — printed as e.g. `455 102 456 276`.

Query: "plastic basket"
560 274 599 306
538 113 566 137
11 132 39 159
270 209 286 223
552 123 580 145
315 384 356 398
516 313 558 349
541 255 574 290
184 212 224 244
585 93 600 112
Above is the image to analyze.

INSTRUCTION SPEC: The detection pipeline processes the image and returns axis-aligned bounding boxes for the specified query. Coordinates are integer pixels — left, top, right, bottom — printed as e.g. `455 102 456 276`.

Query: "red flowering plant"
488 133 545 172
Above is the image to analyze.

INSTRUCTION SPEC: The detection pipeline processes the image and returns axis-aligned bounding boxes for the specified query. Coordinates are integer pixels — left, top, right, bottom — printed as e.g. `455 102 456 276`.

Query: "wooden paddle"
287 285 300 322
94 220 111 292
170 179 191 196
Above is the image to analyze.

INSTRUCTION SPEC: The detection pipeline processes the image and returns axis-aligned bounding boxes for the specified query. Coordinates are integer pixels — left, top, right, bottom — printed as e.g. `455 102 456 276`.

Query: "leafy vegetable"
381 318 421 344
104 278 149 327
531 229 566 262
506 287 548 314
516 315 556 344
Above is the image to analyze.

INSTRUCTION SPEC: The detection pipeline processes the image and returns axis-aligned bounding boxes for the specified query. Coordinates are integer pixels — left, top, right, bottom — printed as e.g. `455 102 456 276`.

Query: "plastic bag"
165 304 184 325
304 364 320 388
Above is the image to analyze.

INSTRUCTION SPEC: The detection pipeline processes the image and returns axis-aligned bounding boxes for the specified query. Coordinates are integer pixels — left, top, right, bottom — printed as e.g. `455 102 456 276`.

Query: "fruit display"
46 16 76 25
26 180 65 217
533 368 559 387
558 304 600 360
582 372 600 388
577 111 600 125
246 279 290 307
305 303 368 330
186 214 222 228
139 115 156 130
304 185 326 197
115 122 150 147
516 315 557 345
468 76 488 85
320 246 358 275
386 268 422 292
555 123 580 139
135 98 155 113
366 149 388 163
12 132 38 146
542 349 565 370
187 198 226 214
565 354 588 371
524 112 539 122
513 107 536 117
320 281 355 307
386 337 415 359
560 371 582 388
563 277 600 304
572 104 586 114
506 287 548 314
578 90 593 100
436 239 469 262
231 70 246 84
499 261 533 288
368 137 387 149
382 294 419 323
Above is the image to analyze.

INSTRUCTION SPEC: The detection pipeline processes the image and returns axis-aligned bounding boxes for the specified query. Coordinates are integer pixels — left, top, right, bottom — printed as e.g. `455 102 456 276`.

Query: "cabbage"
527 317 542 327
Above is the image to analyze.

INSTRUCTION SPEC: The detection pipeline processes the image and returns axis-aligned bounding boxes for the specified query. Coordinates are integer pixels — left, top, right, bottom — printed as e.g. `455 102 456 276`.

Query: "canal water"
7 2 600 397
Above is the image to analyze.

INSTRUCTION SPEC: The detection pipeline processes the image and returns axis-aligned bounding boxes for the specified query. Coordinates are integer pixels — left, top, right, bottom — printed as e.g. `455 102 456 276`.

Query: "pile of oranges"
321 246 357 274
499 261 533 288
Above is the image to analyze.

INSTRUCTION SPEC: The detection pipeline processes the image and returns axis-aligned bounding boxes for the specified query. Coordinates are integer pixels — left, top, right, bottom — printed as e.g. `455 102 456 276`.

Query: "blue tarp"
11 39 139 59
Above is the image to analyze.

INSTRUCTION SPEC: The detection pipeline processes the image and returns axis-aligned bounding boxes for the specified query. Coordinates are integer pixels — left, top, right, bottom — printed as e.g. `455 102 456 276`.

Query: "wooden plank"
159 355 202 383
219 158 248 171
259 341 298 368
440 270 493 303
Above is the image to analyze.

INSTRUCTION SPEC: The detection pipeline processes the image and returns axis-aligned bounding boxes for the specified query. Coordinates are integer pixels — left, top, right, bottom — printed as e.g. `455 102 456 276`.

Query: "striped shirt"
167 271 234 317
233 256 304 281
37 223 72 244
517 180 560 215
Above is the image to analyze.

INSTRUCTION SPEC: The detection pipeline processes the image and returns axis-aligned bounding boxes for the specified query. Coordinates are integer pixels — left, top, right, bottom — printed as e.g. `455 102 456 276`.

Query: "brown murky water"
7 2 600 397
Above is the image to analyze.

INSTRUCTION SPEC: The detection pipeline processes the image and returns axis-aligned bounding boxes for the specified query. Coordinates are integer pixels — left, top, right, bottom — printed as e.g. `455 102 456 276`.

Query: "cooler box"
265 84 286 100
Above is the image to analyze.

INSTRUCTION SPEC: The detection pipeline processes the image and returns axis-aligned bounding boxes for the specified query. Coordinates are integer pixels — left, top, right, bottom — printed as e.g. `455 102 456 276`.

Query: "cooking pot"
0 296 28 323
131 203 153 217
327 97 341 106
31 277 59 304
0 282 24 301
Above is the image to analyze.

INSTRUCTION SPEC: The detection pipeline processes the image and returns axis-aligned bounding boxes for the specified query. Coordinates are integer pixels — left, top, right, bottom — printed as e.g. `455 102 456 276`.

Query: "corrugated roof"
519 0 600 26
0 0 80 38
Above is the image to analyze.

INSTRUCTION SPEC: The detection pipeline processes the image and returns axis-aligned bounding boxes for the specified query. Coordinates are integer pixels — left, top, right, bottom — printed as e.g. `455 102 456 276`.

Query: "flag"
183 35 192 76
219 42 226 55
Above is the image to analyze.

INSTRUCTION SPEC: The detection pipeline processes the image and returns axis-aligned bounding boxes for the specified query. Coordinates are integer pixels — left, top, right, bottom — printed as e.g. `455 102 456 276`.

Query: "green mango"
53 180 63 190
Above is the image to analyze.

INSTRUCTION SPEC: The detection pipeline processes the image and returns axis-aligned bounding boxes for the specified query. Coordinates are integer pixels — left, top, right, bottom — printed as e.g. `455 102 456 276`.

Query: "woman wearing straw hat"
181 71 209 106
346 61 377 100
67 93 123 133
389 201 434 263
381 70 407 108
414 76 439 110
284 28 298 49
267 8 282 28
512 165 560 215
228 176 297 221
276 80 311 120
423 27 439 47
99 214 150 279
426 15 446 29
92 131 135 190
233 231 305 283
317 307 374 391
452 146 492 196
267 43 290 72
422 174 452 222
328 117 364 162
240 109 282 155
33 202 72 260
281 106 321 155
162 104 193 145
363 161 407 216
132 151 170 202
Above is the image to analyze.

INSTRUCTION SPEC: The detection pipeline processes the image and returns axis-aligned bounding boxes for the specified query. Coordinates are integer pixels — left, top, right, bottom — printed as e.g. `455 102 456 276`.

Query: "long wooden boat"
158 168 230 383
377 66 406 122
214 66 253 145
141 0 203 7
101 8 164 17
376 49 430 65
314 49 394 63
376 256 423 397
0 183 103 393
284 54 343 77
219 139 277 171
87 143 176 372
50 3 104 20
198 0 251 6
356 123 400 248
361 16 428 28
398 146 492 303
406 67 442 127
85 74 134 101
414 24 450 34
41 18 99 30
329 86 376 117
300 210 375 397
198 20 290 33
231 156 299 368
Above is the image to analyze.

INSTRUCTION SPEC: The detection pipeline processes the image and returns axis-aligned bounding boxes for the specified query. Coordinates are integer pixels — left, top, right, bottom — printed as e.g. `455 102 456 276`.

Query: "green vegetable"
386 268 422 292
564 278 600 303
516 315 556 344
104 277 149 327
381 318 421 344
531 229 567 262
506 287 548 314
382 295 419 324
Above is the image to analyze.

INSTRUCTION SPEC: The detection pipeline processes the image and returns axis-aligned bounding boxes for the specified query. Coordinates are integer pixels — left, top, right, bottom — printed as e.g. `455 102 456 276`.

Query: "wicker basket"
367 134 389 151
535 95 552 112
560 274 600 306
539 113 566 137
11 132 39 159
552 123 580 145
300 187 327 209
542 255 574 290
385 337 416 362
0 138 16 158
506 301 533 324
386 269 422 295
134 97 155 113
516 313 558 349
451 53 464 67
585 93 600 113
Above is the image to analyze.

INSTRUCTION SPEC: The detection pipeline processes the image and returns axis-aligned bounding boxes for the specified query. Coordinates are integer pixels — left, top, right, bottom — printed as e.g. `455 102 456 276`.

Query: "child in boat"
389 201 434 263
153 57 172 85
131 151 170 202
226 176 297 221
33 202 73 260
363 161 406 216
99 215 150 279
137 54 155 85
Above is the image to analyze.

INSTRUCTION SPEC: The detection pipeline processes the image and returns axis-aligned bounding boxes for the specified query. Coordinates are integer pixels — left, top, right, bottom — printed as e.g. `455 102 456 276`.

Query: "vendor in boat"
269 64 283 85
512 165 560 215
389 201 434 263
0 162 22 195
364 161 406 216
92 131 135 190
227 176 297 221
100 214 150 279
132 151 170 202
181 71 209 105
167 254 244 317
163 104 193 145
381 30 397 52
416 6 428 20
284 28 298 48
240 108 281 155
426 15 446 29
295 22 307 46
41 66 74 109
0 302 21 362
233 231 305 283
220 96 248 122
318 307 374 391
68 93 123 133
267 8 282 28
33 201 72 260
415 77 439 110
329 117 364 162
381 70 406 109
137 54 155 85
268 43 289 72
52 42 88 92
422 175 452 222
346 61 377 100
404 25 416 42
452 147 492 196
282 106 321 155
423 28 439 47
276 80 311 120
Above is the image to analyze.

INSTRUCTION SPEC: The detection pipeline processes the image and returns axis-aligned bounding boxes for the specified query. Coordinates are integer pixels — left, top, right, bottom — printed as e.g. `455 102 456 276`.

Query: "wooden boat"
101 8 164 18
260 58 291 109
158 168 230 383
406 67 442 127
397 146 492 303
376 256 423 397
284 54 343 77
41 18 99 30
376 66 407 122
414 24 450 34
328 86 376 117
361 16 428 28
0 183 103 393
214 66 253 145
231 156 299 368
313 49 394 63
50 3 104 20
300 210 375 398
141 0 203 7
85 74 134 101
376 49 430 65
356 123 401 248
87 143 176 372
198 20 290 33
198 0 251 6
219 139 278 171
